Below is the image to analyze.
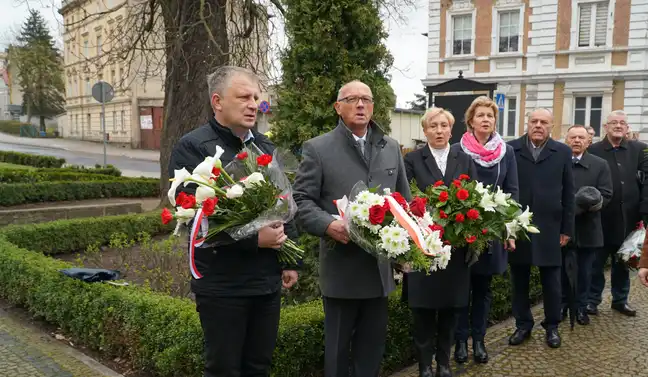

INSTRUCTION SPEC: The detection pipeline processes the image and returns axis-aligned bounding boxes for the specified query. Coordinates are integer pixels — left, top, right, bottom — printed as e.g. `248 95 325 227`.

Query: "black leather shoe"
611 303 637 317
546 329 561 348
473 340 488 363
418 365 433 377
508 328 531 346
577 310 590 325
435 364 452 377
453 341 468 363
586 304 598 315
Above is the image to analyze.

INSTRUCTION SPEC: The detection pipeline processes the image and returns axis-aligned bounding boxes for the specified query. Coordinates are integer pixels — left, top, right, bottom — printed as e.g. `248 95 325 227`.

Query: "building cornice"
422 69 648 87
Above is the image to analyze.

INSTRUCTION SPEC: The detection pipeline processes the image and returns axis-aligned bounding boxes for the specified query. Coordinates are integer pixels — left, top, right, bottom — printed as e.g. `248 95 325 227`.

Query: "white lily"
241 172 266 188
505 220 520 239
517 206 533 228
168 168 191 206
193 145 226 180
479 192 497 212
175 207 196 223
493 187 511 207
196 185 216 203
527 225 540 233
474 181 489 196
226 184 245 199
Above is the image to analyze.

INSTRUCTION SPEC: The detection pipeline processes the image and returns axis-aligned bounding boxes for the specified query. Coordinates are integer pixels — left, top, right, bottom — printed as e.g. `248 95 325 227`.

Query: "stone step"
0 198 160 226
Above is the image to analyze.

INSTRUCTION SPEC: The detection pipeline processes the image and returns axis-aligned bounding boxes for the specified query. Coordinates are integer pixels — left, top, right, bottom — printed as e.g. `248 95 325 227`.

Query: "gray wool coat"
292 119 411 299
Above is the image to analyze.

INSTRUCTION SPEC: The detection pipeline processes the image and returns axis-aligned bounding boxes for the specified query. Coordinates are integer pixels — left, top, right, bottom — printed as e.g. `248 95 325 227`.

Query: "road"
0 142 160 178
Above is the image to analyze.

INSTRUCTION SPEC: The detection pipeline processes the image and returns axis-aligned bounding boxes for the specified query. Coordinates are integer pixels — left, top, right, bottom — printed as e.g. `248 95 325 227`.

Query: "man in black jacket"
587 110 648 317
168 66 300 377
562 125 613 325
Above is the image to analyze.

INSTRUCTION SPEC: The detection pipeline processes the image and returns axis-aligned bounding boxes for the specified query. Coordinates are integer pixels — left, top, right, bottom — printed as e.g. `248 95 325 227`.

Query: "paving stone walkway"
391 272 648 377
0 305 121 377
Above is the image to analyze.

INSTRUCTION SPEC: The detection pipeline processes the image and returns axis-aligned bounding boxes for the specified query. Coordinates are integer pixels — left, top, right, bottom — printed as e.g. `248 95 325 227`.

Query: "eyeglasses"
339 96 374 104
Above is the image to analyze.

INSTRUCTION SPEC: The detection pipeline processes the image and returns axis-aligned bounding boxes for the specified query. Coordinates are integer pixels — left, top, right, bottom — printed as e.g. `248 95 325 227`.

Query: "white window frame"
573 95 604 135
446 9 476 57
497 96 519 138
570 0 615 50
492 3 525 55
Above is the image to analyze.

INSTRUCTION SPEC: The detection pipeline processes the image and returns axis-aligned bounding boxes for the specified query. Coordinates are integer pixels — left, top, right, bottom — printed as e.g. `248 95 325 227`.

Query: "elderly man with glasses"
587 110 648 317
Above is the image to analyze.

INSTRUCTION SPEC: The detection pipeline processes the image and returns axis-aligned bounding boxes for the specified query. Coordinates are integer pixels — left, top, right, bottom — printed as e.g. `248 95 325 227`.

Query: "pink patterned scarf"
459 131 506 167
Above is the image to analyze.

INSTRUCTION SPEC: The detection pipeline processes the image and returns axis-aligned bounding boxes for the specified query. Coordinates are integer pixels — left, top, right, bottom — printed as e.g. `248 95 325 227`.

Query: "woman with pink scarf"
451 96 519 365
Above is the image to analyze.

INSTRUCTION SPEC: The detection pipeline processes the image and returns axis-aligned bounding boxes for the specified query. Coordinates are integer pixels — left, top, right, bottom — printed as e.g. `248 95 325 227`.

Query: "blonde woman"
452 96 519 364
403 107 477 377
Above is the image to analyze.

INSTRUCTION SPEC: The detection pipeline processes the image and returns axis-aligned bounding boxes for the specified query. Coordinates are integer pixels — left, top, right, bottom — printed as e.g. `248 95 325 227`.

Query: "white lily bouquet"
617 221 645 269
333 181 451 273
161 144 304 279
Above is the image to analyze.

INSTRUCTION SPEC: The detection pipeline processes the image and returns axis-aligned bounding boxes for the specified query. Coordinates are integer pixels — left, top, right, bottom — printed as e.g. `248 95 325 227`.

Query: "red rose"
176 192 188 206
439 210 448 219
369 205 386 225
236 151 248 160
202 197 218 216
382 198 390 211
161 208 173 225
466 235 477 243
438 191 449 202
181 194 197 209
391 192 408 210
212 167 221 177
429 223 444 237
256 154 273 166
455 213 465 223
456 189 470 201
482 228 488 235
459 174 470 180
409 197 428 217
452 179 462 188
443 240 452 245
433 180 444 187
466 208 480 220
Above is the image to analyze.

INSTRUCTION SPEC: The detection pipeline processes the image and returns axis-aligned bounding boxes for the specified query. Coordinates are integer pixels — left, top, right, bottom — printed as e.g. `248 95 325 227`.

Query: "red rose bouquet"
163 144 304 279
617 221 645 269
333 181 451 272
411 174 539 255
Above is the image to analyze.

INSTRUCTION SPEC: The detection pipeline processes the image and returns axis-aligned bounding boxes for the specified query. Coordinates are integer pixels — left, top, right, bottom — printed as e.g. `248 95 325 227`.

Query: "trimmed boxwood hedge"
0 179 159 206
0 169 120 183
0 212 542 377
49 165 122 177
0 151 65 168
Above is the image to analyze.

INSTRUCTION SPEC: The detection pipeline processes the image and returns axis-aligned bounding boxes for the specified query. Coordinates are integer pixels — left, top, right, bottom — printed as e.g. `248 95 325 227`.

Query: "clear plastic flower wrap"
617 223 645 269
220 144 300 241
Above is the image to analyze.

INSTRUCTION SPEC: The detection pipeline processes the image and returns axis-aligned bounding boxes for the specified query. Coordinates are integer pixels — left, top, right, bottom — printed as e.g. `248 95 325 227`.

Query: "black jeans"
412 308 458 368
323 296 388 377
511 264 561 331
561 247 597 310
455 273 492 342
588 245 630 306
196 291 281 377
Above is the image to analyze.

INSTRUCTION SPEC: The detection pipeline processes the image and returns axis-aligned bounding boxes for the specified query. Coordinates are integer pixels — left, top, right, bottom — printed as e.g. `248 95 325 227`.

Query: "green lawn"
0 162 35 170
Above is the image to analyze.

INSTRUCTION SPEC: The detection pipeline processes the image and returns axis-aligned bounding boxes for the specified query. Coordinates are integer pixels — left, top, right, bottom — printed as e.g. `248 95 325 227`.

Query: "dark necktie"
572 157 579 165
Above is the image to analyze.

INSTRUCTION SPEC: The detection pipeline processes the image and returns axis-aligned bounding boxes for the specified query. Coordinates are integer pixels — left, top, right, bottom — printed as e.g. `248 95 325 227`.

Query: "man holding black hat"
563 125 613 325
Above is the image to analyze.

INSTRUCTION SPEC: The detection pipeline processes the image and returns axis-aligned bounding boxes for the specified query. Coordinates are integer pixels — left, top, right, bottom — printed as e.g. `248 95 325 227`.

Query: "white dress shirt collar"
429 143 450 176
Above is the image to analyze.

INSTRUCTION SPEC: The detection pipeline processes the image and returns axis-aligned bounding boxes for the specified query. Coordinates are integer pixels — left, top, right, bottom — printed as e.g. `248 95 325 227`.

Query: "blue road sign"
495 93 505 111
259 100 270 113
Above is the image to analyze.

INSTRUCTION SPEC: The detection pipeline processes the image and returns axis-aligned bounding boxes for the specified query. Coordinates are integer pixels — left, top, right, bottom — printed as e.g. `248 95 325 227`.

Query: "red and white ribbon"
189 208 206 279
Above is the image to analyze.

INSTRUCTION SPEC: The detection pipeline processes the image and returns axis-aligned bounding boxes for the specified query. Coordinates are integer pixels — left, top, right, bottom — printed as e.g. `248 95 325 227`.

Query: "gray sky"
0 0 428 108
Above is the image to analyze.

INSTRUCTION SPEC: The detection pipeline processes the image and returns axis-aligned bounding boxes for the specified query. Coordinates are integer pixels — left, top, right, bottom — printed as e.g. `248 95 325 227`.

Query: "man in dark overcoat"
292 80 411 377
562 125 613 325
507 108 575 349
587 110 648 317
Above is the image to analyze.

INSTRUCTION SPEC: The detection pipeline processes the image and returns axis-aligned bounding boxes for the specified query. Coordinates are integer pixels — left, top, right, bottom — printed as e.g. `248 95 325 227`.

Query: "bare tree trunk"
157 0 230 207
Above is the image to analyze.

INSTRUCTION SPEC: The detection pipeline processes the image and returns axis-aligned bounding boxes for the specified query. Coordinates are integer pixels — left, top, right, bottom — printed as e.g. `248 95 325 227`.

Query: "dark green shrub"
55 164 122 177
0 169 119 183
0 120 28 135
0 211 171 255
0 179 159 206
0 151 65 168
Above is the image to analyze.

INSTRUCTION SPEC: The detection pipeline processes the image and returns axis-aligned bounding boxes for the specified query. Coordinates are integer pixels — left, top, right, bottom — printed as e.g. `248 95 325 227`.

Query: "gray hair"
530 107 554 119
567 124 587 133
207 66 259 98
607 109 628 121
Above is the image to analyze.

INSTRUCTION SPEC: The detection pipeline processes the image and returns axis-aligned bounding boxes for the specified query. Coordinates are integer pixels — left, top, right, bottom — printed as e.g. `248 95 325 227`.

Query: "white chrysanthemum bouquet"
334 181 451 273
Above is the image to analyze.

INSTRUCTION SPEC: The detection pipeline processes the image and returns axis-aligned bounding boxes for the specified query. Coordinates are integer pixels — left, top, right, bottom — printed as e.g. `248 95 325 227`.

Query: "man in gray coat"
293 80 411 377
